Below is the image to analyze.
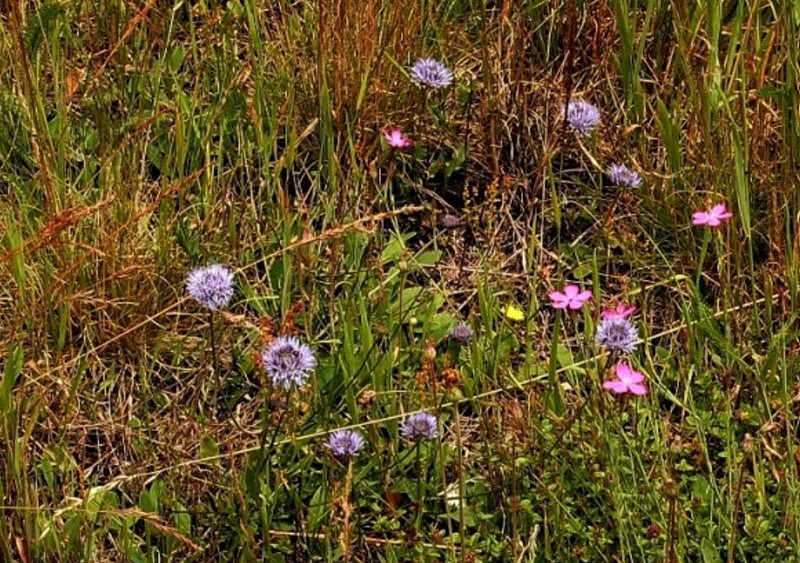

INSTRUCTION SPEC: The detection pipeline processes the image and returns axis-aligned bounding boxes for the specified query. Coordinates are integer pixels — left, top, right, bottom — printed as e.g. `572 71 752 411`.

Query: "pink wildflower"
601 303 637 319
383 128 412 149
602 362 647 396
692 203 733 227
549 284 592 310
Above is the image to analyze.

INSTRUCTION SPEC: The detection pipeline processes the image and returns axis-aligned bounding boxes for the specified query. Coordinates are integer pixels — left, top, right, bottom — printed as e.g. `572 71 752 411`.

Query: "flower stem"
340 458 354 561
547 310 565 415
414 441 424 532
255 402 287 476
695 228 711 290
209 311 220 408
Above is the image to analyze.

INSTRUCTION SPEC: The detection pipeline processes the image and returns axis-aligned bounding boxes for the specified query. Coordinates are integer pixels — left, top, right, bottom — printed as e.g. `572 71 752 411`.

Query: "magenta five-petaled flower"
549 284 592 310
603 362 647 395
601 303 637 319
692 204 733 227
383 128 412 149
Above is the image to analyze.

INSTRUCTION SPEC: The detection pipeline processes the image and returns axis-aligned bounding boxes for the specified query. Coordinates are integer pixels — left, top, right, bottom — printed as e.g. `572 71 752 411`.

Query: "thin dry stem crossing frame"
86 291 775 488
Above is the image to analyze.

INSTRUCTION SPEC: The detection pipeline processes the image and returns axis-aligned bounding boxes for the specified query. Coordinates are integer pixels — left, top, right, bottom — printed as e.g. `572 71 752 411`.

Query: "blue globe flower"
410 58 454 88
401 412 439 441
596 317 639 354
327 430 366 457
186 264 234 311
563 99 600 134
261 336 316 389
609 164 642 188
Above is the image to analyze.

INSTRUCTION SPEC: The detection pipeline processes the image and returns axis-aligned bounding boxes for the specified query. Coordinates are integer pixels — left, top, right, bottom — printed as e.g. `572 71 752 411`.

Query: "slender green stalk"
695 228 711 291
547 310 564 415
208 311 220 406
414 441 424 531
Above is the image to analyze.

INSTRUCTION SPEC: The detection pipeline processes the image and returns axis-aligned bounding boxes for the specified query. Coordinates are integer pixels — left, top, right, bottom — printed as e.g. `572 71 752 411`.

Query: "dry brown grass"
2 0 799 560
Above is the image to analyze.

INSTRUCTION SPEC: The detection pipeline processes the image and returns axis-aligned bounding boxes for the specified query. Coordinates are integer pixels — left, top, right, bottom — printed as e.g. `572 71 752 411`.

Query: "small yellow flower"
502 304 525 322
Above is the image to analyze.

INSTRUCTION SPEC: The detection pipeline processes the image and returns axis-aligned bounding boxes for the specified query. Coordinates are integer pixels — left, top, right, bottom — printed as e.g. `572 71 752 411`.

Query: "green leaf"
85 487 107 519
168 46 185 74
381 232 414 263
124 545 148 563
556 343 585 376
412 250 441 267
173 502 191 535
244 451 262 500
199 435 220 462
396 287 426 315
428 312 456 339
700 538 722 563
444 145 467 178
139 480 163 514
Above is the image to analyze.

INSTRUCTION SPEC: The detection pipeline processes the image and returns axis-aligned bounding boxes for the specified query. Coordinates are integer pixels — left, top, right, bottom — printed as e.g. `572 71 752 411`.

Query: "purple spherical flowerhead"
260 336 316 389
608 164 642 188
186 264 234 311
327 429 365 457
441 214 462 229
401 412 439 441
563 99 601 134
410 58 454 88
450 323 474 344
595 317 639 354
